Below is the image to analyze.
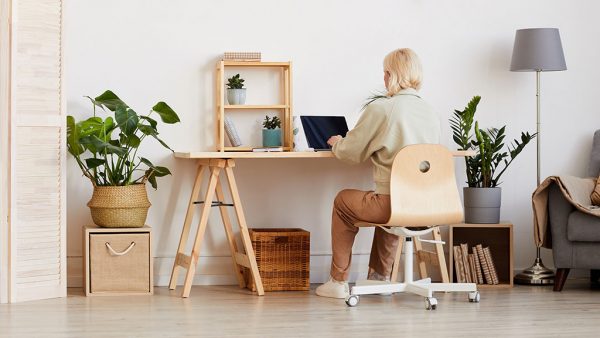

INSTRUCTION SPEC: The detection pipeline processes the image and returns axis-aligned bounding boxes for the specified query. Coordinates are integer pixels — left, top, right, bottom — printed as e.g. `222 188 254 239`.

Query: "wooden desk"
169 151 337 298
169 150 474 298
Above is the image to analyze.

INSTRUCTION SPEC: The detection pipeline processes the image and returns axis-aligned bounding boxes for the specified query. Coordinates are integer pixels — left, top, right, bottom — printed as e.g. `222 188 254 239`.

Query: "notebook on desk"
300 116 349 151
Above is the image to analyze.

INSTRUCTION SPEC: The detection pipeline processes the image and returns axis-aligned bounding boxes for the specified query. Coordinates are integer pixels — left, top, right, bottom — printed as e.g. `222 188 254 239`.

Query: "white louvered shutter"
9 0 66 302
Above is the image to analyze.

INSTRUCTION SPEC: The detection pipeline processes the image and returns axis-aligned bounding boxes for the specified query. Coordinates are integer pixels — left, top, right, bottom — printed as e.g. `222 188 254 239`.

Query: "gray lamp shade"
510 28 567 72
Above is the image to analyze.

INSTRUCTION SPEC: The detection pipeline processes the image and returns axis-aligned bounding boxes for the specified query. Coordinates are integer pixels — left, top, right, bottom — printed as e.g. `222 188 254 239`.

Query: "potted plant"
450 96 536 223
262 115 282 147
226 73 246 105
67 90 180 228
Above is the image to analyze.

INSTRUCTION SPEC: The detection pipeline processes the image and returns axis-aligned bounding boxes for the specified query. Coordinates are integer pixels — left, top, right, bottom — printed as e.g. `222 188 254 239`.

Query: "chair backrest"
386 144 464 227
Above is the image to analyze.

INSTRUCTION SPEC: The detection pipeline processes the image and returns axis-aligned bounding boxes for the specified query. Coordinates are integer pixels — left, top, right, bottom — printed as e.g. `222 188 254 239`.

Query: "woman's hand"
327 135 343 147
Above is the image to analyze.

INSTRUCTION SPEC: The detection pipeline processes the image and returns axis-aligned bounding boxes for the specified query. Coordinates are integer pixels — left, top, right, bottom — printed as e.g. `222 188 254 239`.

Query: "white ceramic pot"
227 88 246 105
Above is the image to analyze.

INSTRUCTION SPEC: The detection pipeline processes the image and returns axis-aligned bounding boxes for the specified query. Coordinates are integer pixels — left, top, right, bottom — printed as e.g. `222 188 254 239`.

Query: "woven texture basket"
87 184 151 228
245 228 310 291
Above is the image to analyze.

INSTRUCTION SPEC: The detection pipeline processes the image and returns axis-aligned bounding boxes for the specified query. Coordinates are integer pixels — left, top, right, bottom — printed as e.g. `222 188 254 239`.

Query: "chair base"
347 278 478 309
346 232 479 309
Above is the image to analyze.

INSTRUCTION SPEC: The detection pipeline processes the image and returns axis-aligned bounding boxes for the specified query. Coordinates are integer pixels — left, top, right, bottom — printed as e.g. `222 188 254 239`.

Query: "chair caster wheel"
345 295 359 307
425 297 437 310
468 291 480 303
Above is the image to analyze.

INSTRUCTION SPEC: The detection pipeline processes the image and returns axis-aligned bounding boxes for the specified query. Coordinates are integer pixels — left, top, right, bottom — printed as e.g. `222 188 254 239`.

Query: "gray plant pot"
463 187 501 224
227 88 246 105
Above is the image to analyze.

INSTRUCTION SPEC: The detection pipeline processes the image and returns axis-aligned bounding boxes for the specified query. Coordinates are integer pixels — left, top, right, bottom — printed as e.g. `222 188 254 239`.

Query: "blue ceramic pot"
262 129 282 147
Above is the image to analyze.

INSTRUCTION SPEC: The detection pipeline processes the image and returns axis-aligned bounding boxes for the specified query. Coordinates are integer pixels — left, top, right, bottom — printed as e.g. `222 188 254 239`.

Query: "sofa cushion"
567 210 600 241
589 130 600 177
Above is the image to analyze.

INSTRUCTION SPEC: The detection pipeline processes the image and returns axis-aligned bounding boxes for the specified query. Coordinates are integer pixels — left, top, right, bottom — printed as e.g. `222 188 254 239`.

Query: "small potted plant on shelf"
226 73 246 105
67 90 180 228
262 115 282 147
450 95 536 223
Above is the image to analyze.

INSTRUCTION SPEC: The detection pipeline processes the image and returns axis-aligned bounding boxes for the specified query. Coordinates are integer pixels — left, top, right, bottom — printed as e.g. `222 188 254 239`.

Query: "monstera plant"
67 90 180 227
450 96 536 223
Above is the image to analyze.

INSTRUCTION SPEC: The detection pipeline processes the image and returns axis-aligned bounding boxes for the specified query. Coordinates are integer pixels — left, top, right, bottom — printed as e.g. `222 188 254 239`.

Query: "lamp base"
514 256 554 285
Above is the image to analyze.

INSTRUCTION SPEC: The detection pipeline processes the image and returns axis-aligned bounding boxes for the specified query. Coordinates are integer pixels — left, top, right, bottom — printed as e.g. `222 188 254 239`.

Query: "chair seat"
567 211 600 242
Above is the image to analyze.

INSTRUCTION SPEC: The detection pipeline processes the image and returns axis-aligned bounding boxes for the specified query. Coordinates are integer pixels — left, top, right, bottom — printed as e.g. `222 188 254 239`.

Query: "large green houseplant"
67 90 180 227
450 96 536 223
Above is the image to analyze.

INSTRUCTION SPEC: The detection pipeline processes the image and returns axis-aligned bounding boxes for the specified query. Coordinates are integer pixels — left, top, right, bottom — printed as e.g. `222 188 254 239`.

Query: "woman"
316 48 441 299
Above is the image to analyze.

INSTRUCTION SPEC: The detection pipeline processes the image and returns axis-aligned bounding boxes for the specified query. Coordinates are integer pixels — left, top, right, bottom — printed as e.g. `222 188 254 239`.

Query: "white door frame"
0 0 12 304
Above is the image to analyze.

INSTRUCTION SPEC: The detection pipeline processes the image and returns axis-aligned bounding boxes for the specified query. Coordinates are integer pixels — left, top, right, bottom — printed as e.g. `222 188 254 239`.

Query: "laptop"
300 116 349 151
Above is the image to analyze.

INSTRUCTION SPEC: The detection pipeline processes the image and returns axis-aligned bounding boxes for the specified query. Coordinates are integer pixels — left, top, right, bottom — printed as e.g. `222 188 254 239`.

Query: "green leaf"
139 157 155 168
125 134 141 148
115 105 139 135
94 90 128 112
85 158 105 169
80 135 127 156
138 124 157 136
66 115 85 156
152 166 171 177
152 102 180 124
139 115 157 129
145 169 158 189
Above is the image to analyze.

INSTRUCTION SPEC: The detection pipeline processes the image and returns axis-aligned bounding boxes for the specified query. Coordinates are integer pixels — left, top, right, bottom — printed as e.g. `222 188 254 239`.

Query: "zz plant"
67 90 180 189
450 96 536 188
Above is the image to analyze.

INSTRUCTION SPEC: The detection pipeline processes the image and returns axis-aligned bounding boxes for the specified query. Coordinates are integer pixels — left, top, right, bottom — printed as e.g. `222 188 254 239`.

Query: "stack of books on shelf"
453 243 499 285
223 52 261 61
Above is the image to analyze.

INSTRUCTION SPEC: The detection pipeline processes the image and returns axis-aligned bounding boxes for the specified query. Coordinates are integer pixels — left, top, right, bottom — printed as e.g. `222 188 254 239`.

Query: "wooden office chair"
346 144 479 310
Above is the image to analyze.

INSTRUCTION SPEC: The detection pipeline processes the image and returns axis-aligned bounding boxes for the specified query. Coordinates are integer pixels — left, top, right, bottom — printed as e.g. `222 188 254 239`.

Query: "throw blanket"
532 176 600 248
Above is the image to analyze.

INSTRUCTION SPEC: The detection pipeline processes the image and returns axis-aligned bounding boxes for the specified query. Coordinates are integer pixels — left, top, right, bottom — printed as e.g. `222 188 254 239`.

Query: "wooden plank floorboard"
0 280 599 337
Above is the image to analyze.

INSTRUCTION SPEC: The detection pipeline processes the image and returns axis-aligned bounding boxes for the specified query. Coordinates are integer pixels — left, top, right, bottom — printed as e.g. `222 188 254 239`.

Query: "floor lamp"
510 28 567 285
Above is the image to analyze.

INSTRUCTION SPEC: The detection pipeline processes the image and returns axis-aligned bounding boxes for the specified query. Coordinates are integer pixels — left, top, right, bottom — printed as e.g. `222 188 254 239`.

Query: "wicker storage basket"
245 228 310 291
87 184 151 228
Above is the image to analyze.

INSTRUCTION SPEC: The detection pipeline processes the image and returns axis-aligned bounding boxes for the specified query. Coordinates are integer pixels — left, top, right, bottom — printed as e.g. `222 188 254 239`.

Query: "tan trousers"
330 189 399 281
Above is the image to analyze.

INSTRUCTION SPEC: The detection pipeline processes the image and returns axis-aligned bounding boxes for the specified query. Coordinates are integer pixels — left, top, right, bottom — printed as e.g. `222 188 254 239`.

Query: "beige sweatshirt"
332 88 440 194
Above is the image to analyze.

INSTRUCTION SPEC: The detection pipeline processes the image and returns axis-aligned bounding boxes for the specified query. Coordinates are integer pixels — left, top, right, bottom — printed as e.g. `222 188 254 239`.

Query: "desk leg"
215 176 246 289
182 166 221 298
433 227 450 283
169 164 205 290
414 238 428 279
224 162 264 296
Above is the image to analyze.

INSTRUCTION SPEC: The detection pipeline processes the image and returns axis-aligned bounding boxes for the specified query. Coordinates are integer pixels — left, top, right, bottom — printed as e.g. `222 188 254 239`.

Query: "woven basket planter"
87 184 151 228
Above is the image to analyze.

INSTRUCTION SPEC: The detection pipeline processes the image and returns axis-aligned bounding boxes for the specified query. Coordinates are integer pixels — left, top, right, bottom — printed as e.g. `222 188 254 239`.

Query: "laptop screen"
300 116 349 150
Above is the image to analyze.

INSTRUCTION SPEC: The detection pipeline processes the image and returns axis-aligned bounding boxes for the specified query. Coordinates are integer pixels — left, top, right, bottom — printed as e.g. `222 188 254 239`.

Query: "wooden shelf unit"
448 222 514 288
216 60 293 152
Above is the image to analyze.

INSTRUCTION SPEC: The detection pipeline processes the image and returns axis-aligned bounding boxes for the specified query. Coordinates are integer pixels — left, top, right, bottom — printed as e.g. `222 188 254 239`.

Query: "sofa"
548 130 600 291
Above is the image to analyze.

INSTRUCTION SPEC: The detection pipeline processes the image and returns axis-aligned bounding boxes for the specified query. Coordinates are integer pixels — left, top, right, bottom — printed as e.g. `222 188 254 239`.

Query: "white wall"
64 0 600 286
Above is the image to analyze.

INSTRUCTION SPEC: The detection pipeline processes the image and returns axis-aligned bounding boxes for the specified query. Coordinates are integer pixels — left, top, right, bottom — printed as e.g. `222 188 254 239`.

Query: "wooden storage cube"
449 223 513 288
84 226 153 296
245 228 310 291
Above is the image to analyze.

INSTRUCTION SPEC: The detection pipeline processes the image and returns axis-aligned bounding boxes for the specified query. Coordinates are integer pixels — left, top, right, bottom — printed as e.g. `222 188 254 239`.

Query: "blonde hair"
383 48 423 96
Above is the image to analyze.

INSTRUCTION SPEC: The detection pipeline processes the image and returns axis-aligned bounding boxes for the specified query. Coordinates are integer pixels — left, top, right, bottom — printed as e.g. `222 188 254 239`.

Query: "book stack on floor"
453 243 499 285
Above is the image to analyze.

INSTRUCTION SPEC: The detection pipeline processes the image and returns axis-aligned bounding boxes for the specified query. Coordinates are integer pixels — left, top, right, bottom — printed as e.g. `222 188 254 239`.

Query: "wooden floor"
1 280 599 337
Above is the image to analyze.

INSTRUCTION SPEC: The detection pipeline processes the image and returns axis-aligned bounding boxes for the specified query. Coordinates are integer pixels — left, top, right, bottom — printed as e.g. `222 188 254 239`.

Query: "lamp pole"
513 70 555 285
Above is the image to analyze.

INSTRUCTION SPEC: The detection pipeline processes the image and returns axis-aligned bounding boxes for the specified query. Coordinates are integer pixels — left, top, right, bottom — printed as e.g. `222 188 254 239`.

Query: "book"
468 254 478 283
453 246 463 283
460 243 472 283
472 247 484 284
483 247 499 284
252 147 283 152
224 116 242 147
476 244 493 284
